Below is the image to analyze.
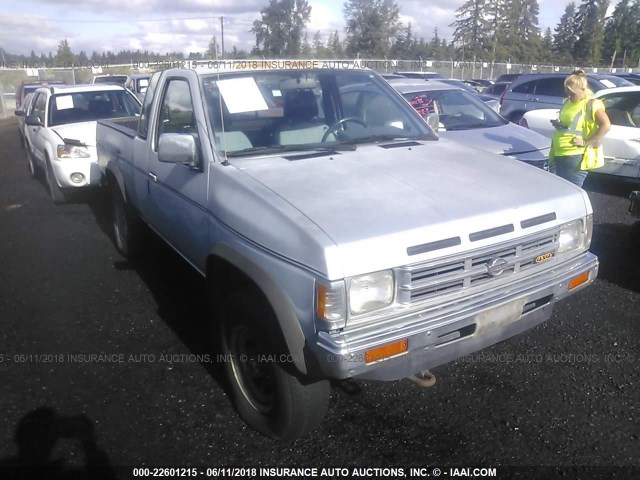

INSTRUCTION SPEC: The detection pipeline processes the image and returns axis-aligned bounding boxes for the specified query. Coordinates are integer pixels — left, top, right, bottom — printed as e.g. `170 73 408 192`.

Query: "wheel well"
206 255 288 353
206 256 262 308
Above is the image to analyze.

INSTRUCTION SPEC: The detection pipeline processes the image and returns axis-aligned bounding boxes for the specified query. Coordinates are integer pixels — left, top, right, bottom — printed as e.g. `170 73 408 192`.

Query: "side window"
31 93 46 122
155 79 201 150
138 73 161 139
534 78 565 97
512 80 535 94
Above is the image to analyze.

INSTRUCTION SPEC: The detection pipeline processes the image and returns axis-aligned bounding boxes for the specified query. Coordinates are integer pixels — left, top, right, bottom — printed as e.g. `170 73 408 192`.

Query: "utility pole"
220 16 225 59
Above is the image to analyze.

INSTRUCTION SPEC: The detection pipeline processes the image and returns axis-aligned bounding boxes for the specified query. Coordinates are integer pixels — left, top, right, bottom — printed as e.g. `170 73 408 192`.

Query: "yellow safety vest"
549 98 604 160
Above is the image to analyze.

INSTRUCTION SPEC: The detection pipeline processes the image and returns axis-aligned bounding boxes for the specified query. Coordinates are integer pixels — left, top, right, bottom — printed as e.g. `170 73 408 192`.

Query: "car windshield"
48 90 141 126
200 70 433 156
402 89 507 130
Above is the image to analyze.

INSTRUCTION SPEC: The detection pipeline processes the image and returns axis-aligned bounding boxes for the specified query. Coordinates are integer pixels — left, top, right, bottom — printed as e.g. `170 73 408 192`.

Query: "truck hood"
51 122 97 147
230 139 587 279
441 123 550 161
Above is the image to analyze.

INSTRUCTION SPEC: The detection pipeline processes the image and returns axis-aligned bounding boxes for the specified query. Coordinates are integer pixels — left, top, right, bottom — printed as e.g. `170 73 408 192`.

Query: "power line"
42 15 224 24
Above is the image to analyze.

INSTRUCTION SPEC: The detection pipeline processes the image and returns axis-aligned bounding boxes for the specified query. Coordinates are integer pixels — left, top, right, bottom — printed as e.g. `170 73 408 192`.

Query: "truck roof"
40 84 128 95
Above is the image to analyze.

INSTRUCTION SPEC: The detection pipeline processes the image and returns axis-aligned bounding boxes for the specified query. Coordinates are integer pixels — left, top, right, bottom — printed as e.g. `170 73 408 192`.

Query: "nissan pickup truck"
96 64 599 441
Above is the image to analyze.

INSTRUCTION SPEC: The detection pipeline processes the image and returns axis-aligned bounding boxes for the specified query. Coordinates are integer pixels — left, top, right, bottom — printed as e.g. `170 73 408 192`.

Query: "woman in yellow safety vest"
549 70 611 187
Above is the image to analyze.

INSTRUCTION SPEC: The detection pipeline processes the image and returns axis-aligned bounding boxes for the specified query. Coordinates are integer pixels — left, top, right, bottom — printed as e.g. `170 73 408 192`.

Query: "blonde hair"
565 69 593 98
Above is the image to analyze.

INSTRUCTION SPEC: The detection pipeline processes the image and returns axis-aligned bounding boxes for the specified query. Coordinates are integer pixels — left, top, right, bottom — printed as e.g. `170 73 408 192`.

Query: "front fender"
209 243 310 376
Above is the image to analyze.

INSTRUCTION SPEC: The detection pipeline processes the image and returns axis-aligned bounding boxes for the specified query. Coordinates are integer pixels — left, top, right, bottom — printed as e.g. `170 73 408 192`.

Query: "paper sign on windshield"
55 95 74 110
217 78 268 114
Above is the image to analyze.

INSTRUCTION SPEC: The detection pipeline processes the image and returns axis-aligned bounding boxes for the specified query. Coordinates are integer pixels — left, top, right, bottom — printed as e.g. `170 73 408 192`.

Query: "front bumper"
313 251 598 381
51 155 102 189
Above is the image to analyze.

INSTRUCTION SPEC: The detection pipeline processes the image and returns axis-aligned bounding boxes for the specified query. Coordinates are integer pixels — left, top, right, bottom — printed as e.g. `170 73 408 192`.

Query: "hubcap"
229 324 276 413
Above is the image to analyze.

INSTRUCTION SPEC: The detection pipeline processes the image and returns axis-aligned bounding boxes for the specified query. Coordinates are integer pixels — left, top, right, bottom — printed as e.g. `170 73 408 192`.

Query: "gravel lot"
0 116 638 478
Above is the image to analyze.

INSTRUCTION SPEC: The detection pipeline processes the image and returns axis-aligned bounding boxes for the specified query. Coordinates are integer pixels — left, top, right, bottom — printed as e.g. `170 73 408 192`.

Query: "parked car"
500 73 634 122
90 74 128 86
19 84 141 203
459 79 486 92
14 80 65 109
15 92 35 149
495 73 522 84
395 71 445 80
483 82 510 98
472 79 495 88
388 79 550 170
125 74 151 101
610 72 640 86
519 86 640 179
96 65 597 441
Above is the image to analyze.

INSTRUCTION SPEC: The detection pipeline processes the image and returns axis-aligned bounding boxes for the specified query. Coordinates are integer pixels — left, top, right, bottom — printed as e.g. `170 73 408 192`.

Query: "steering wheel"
321 117 368 142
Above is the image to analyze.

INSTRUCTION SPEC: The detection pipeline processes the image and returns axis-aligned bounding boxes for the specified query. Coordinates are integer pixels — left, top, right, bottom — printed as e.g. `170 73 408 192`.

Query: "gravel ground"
0 117 638 478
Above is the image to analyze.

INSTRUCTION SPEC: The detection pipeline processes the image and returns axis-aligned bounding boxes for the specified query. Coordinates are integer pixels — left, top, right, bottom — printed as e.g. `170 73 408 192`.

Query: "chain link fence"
1 59 638 118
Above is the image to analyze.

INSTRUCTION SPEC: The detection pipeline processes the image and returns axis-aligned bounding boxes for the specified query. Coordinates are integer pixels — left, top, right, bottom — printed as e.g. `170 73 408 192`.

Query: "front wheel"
220 292 330 441
44 158 66 204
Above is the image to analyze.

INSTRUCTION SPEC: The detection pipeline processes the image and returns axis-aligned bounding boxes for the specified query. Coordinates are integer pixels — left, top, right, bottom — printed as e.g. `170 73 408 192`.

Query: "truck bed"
96 116 138 173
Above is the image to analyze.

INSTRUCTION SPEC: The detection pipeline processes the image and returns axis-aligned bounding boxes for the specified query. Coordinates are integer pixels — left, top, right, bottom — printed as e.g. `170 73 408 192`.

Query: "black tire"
111 184 142 258
44 157 66 204
220 292 329 441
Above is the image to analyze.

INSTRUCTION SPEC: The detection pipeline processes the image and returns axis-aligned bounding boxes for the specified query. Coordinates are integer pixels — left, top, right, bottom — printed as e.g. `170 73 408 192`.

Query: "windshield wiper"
337 134 431 145
225 143 356 157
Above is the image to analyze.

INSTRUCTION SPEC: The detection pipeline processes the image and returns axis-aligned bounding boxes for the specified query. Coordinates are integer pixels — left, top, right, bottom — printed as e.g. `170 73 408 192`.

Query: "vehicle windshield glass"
48 90 141 126
200 69 433 156
402 89 507 130
94 76 128 86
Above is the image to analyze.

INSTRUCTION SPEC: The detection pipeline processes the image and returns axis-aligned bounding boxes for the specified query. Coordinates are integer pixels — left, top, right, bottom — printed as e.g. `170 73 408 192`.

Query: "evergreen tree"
573 0 609 64
54 39 75 67
554 2 580 64
252 0 312 57
344 0 400 57
451 0 489 60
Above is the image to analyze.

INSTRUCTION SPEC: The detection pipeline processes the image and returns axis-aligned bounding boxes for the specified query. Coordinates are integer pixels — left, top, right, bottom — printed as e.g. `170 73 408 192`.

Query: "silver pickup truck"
96 65 599 441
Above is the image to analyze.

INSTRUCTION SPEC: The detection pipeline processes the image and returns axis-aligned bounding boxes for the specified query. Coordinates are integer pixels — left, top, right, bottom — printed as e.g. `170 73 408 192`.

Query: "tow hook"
408 370 436 387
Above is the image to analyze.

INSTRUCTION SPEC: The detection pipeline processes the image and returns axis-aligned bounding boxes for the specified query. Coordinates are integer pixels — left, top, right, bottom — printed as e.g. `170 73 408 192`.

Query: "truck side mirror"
425 113 439 133
158 133 198 168
15 109 25 117
25 115 43 126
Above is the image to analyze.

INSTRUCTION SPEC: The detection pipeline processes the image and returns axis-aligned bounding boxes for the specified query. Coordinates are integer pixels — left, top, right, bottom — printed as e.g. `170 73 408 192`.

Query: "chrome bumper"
313 252 598 381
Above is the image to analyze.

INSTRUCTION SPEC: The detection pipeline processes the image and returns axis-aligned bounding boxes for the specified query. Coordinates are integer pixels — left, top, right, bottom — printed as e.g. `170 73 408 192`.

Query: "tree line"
1 0 639 68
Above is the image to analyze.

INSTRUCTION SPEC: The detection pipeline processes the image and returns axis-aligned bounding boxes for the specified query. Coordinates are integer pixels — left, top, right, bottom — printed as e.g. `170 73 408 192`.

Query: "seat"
606 108 636 127
88 99 113 118
277 90 332 145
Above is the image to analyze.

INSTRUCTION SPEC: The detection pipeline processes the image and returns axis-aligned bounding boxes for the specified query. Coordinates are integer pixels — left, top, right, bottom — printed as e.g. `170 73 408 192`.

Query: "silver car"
388 79 551 170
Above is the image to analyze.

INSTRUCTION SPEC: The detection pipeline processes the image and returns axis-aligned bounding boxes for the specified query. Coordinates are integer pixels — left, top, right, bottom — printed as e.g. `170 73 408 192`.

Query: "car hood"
441 123 550 161
229 139 586 279
51 122 97 147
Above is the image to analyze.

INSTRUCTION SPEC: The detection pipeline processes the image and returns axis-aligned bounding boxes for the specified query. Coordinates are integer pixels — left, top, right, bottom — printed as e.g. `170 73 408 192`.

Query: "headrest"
283 90 318 122
279 76 318 90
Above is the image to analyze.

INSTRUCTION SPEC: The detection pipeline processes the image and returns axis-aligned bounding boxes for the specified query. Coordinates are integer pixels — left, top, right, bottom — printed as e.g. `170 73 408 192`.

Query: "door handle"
148 172 157 182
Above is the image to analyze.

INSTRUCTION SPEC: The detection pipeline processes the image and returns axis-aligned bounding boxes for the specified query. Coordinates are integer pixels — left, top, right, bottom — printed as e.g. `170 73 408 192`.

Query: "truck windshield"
200 70 434 156
49 90 141 126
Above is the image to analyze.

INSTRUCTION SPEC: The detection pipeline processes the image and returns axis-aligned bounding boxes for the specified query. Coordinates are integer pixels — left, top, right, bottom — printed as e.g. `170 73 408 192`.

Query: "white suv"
22 84 140 203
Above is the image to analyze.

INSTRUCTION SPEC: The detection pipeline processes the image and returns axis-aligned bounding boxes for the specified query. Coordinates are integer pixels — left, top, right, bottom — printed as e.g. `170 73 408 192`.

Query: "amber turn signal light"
568 272 590 290
365 339 408 364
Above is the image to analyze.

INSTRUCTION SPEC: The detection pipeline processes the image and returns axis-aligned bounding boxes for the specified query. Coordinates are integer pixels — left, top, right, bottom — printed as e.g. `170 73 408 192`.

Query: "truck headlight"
558 215 593 254
57 145 90 158
349 270 394 315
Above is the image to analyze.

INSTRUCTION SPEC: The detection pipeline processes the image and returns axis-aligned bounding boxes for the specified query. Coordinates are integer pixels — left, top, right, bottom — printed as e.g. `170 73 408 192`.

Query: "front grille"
401 230 559 304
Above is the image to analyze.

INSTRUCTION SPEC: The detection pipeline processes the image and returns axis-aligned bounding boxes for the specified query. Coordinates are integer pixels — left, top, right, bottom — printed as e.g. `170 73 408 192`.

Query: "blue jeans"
551 154 588 188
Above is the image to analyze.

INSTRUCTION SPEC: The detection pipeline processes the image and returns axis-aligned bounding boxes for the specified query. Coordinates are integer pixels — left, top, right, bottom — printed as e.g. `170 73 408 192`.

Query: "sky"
0 0 619 59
